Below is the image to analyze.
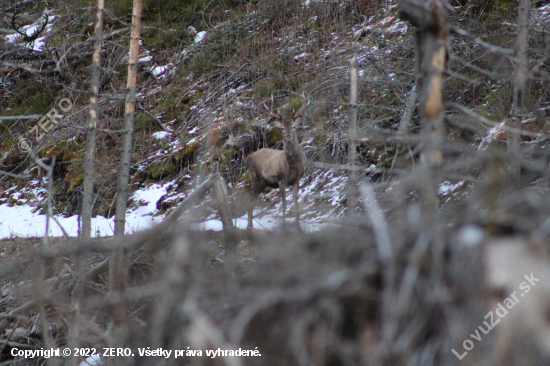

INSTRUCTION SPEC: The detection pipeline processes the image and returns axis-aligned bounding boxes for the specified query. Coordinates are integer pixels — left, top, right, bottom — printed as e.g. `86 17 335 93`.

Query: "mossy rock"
265 127 283 146
45 144 66 160
63 151 78 161
8 198 23 207
38 146 50 158
19 192 35 200
150 161 176 179
174 142 199 163
69 173 85 192
41 141 84 164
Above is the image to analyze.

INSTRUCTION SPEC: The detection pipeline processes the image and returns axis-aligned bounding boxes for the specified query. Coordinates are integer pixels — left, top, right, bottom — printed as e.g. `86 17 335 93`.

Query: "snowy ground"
0 182 167 239
0 171 464 239
0 170 347 239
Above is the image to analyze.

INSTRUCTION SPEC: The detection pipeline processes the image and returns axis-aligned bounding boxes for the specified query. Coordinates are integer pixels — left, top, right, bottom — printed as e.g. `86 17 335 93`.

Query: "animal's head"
264 94 309 144
222 133 238 150
283 123 298 143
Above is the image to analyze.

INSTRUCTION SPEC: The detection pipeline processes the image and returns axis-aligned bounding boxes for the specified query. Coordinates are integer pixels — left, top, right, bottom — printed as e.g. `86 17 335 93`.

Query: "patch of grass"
187 51 217 75
135 112 161 132
280 96 304 121
6 82 58 116
255 79 281 99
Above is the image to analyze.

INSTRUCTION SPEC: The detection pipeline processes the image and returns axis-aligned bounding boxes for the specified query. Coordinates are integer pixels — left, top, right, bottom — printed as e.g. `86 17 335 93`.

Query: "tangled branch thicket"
2 0 550 365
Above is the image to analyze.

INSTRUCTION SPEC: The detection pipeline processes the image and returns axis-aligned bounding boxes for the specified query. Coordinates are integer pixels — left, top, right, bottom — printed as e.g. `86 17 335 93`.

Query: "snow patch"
0 182 171 239
194 31 207 43
438 181 465 195
80 354 102 366
152 131 171 140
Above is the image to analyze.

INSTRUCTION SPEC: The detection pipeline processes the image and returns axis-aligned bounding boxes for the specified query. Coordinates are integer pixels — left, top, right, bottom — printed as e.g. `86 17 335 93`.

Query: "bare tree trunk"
397 83 416 135
81 0 104 242
107 1 142 361
380 1 448 363
39 157 56 366
43 157 55 249
112 0 142 293
398 0 448 217
508 0 530 176
71 1 104 364
347 56 358 213
212 175 236 251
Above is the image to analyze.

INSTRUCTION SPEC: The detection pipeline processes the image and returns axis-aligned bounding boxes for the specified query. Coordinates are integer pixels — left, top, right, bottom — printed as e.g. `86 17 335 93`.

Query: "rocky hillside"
0 0 549 234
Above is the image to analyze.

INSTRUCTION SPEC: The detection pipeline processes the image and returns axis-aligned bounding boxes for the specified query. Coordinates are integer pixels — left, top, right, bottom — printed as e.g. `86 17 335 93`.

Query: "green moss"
220 149 234 163
150 161 176 179
187 51 217 75
19 192 35 200
38 146 50 158
241 171 251 185
5 82 58 116
280 96 304 121
163 84 180 109
265 127 283 146
40 141 83 163
255 79 280 99
8 198 23 207
69 173 85 192
174 142 199 163
45 144 65 160
141 25 186 50
111 0 134 20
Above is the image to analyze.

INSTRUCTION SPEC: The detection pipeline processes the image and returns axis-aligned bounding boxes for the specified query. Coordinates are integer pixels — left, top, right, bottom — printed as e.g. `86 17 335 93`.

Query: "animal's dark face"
283 125 297 142
222 134 237 150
